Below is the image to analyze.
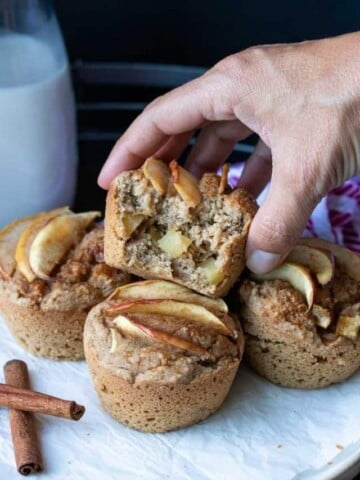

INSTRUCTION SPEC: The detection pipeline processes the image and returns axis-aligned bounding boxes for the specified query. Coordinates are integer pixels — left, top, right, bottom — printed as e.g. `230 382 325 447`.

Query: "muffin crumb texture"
104 159 257 297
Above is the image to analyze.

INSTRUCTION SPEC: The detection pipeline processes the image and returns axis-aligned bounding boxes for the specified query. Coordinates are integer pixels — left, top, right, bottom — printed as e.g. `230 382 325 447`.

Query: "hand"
98 32 360 273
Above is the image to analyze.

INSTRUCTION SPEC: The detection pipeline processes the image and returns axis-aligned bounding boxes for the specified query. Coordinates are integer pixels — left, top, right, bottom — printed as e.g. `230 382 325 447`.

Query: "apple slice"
113 315 149 340
169 160 201 208
198 258 226 286
106 298 233 336
108 279 229 313
251 262 315 310
29 210 101 280
286 244 334 285
109 327 124 353
143 157 171 194
0 214 41 279
157 229 192 258
218 163 230 194
312 304 332 329
336 303 360 340
112 315 212 358
15 207 71 282
299 238 360 282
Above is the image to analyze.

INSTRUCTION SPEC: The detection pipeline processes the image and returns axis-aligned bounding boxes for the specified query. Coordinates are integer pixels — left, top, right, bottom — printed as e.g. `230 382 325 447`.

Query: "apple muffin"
238 239 360 389
104 158 257 297
84 279 244 432
0 207 132 360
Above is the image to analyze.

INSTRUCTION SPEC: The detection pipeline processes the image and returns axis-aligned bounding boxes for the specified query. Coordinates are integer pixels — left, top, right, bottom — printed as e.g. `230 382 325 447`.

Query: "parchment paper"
0 316 359 480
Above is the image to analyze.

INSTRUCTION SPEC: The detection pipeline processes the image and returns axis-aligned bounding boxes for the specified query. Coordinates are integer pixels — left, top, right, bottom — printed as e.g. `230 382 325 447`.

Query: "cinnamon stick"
0 383 85 421
4 360 43 475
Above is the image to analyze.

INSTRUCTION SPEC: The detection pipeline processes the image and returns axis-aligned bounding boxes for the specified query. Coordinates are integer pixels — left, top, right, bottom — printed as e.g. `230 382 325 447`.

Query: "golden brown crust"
83 293 244 432
239 276 360 388
85 344 239 432
104 165 257 297
0 285 86 360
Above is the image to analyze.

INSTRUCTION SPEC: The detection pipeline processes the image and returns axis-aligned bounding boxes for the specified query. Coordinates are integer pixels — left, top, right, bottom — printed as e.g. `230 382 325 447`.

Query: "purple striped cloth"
229 163 360 254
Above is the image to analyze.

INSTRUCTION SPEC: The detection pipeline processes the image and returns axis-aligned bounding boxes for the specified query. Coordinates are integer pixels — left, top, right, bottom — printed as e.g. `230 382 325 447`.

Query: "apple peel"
108 279 228 313
106 298 233 337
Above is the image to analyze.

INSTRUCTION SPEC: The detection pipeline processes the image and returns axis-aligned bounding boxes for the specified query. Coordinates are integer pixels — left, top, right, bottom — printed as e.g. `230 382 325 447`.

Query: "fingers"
185 120 252 177
98 54 255 189
246 151 322 274
237 139 272 197
98 79 214 188
154 131 194 163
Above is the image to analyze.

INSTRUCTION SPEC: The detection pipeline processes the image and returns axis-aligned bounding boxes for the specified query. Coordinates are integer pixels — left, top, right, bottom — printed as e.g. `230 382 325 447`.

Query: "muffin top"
85 280 243 384
0 209 131 311
239 239 360 349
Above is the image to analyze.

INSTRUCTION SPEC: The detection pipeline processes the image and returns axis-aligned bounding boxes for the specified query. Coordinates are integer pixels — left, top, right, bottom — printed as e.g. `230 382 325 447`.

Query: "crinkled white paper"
0 319 360 480
0 317 360 480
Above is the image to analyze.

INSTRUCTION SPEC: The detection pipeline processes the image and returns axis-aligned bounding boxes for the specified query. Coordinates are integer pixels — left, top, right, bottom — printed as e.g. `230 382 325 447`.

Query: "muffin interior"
109 168 255 293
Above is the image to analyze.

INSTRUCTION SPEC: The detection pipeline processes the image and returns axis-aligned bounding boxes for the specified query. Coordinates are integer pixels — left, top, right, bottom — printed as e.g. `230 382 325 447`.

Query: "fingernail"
246 250 282 274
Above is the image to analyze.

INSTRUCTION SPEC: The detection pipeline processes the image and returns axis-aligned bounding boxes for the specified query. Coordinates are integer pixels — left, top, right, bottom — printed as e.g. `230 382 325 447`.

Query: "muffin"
84 279 244 432
238 239 360 389
0 207 131 360
104 157 257 297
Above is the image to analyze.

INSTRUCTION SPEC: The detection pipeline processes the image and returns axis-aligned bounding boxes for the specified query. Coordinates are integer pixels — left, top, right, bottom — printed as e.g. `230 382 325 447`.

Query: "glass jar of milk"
0 0 77 227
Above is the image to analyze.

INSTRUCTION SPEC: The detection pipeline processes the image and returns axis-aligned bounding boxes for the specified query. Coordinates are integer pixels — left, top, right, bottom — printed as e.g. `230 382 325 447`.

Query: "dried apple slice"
299 238 360 282
286 244 334 285
15 207 71 282
336 303 360 340
112 315 212 358
143 157 170 194
108 279 228 313
157 229 192 258
251 262 315 309
169 160 201 208
106 299 233 336
312 304 332 329
29 211 100 280
0 213 41 279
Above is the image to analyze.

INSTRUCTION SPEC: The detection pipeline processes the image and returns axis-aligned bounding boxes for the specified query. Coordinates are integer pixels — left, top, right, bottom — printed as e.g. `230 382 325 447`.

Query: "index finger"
97 69 240 189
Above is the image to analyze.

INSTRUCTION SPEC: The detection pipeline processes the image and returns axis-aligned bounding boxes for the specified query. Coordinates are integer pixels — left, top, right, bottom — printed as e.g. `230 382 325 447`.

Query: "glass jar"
0 0 77 227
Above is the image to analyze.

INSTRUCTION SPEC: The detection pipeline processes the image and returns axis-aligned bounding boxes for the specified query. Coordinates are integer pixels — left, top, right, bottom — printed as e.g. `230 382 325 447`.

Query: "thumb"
245 158 322 274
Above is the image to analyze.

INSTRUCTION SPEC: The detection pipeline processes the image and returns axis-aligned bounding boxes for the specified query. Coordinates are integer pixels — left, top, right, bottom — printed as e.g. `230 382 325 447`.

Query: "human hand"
98 32 360 274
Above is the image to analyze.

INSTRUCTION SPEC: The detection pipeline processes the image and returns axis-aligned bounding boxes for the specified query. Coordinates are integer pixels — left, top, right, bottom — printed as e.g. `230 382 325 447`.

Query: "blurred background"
52 0 360 211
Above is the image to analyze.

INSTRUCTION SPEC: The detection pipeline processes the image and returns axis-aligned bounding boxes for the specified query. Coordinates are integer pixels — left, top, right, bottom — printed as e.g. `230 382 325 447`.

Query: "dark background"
52 0 360 213
54 0 359 66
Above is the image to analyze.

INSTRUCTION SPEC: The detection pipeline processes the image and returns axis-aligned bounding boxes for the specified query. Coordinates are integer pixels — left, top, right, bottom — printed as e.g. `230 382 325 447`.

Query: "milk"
0 32 77 227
